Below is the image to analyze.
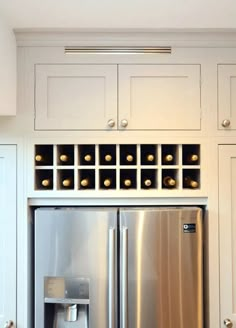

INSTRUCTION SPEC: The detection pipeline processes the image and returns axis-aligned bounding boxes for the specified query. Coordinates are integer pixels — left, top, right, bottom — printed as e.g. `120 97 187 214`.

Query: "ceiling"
0 0 236 29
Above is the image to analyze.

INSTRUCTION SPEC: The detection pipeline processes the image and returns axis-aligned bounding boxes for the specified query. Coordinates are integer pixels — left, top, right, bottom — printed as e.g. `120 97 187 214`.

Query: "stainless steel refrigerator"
34 207 203 328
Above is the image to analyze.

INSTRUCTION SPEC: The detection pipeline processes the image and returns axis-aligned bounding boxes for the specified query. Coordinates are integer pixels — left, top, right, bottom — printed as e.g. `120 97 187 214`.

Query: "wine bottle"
104 154 112 162
143 178 152 187
186 154 199 163
184 176 199 188
41 178 51 187
59 154 69 163
163 176 176 187
35 154 44 163
62 178 73 187
84 154 92 162
146 154 155 162
80 178 90 187
123 178 132 187
126 154 134 162
163 154 174 163
103 178 112 188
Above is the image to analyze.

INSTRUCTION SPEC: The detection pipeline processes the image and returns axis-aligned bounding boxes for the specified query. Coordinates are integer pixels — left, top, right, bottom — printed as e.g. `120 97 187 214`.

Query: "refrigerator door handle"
109 228 116 328
121 227 128 328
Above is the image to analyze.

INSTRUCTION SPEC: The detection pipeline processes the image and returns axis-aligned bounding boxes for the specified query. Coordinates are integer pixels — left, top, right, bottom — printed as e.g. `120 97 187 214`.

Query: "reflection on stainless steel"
120 207 203 328
35 207 203 328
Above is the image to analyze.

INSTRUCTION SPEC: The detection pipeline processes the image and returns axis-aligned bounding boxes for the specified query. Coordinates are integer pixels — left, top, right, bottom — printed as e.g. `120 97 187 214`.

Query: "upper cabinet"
118 64 201 130
218 64 236 130
0 19 16 115
35 63 201 131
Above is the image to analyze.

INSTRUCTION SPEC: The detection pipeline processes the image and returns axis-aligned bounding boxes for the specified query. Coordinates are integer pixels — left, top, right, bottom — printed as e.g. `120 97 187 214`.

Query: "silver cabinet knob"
224 318 233 328
4 321 14 328
107 119 115 128
222 119 231 128
120 119 128 128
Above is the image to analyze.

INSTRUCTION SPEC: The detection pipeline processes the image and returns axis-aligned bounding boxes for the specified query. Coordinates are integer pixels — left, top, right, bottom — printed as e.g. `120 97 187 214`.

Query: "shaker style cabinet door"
218 65 236 130
219 145 236 327
35 64 117 130
0 146 16 327
118 64 201 130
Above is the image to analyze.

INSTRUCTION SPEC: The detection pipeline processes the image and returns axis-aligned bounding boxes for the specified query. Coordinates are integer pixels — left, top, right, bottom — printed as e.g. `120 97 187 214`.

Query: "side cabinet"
218 65 236 130
0 146 16 327
219 145 236 328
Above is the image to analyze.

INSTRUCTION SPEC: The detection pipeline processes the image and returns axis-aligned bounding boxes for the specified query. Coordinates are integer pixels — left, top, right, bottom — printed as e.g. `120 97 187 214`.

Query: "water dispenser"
43 277 89 328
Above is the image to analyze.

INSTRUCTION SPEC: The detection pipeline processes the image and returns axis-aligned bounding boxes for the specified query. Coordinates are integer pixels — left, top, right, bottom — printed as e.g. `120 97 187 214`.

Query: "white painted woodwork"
35 64 117 130
0 146 16 327
218 65 236 130
119 64 201 130
0 18 16 115
219 145 236 327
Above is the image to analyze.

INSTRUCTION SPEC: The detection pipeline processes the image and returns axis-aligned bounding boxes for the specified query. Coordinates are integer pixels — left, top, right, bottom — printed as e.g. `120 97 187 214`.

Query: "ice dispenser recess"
44 277 89 328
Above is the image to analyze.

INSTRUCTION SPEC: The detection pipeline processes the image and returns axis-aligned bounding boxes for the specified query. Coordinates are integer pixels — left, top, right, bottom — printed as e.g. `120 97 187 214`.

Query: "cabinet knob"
120 119 128 128
222 119 231 128
107 119 115 128
224 318 233 328
4 320 14 328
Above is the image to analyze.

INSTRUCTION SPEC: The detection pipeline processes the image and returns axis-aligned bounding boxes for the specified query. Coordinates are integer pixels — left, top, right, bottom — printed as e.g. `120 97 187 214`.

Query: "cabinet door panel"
119 65 201 130
0 146 16 327
35 65 117 130
219 145 236 326
218 65 236 130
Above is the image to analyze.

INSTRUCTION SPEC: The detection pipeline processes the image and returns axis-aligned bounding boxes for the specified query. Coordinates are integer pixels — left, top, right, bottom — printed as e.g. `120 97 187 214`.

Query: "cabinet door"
35 64 117 130
219 145 236 327
218 65 236 130
118 65 201 130
0 146 16 327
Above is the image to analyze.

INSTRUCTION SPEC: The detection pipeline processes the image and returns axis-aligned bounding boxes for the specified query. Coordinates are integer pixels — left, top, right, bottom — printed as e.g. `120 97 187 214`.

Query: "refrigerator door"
120 207 203 328
35 207 117 328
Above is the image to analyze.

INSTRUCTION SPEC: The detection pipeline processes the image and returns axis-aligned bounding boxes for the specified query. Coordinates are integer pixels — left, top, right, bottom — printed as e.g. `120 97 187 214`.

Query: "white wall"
0 0 236 29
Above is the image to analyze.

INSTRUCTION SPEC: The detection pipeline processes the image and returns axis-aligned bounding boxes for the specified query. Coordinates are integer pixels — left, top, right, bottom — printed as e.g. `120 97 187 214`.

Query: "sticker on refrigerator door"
183 223 196 233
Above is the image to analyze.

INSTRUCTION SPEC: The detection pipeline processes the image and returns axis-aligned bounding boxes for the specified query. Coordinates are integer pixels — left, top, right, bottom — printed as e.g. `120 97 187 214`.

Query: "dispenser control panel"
44 277 90 304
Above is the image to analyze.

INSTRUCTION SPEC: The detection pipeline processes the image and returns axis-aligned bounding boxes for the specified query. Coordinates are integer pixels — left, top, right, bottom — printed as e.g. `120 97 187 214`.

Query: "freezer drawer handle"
109 228 116 328
121 227 128 328
224 319 233 328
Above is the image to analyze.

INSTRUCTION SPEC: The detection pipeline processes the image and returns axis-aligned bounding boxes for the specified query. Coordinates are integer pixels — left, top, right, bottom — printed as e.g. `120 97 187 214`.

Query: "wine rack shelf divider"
34 143 201 191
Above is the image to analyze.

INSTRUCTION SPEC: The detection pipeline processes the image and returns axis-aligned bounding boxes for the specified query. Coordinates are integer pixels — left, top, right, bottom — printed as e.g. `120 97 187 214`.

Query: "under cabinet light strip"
64 46 172 54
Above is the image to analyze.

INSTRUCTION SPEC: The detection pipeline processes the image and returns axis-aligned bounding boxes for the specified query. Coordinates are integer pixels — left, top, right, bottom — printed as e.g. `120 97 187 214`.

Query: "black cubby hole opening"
161 144 177 165
141 144 157 165
99 145 116 165
79 145 95 165
120 145 137 165
57 145 74 165
78 169 95 189
35 169 53 190
99 169 116 189
183 169 200 189
162 169 178 189
120 169 137 189
141 169 157 189
58 169 74 189
35 145 53 166
182 144 200 165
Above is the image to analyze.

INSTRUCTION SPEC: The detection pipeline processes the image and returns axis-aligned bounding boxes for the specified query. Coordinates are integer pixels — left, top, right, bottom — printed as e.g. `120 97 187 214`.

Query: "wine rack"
34 144 201 191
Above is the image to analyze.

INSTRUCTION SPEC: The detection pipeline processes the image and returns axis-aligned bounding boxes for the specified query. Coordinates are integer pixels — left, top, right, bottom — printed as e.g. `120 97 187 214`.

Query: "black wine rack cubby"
34 143 201 191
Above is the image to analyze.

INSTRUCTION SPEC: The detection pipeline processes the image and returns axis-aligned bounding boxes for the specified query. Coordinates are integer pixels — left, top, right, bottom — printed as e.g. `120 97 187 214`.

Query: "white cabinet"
219 145 236 327
35 64 201 131
119 64 201 130
0 19 16 115
218 65 236 130
0 146 16 327
35 64 117 130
